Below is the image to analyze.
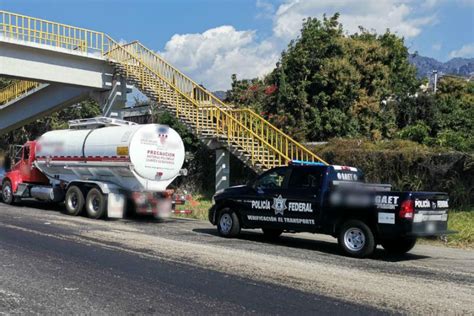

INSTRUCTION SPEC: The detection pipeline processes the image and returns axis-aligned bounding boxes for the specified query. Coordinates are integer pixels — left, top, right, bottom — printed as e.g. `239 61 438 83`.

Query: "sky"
1 0 473 91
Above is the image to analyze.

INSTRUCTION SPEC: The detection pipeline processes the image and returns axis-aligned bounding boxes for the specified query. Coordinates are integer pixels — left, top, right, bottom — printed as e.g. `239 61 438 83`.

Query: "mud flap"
107 192 126 218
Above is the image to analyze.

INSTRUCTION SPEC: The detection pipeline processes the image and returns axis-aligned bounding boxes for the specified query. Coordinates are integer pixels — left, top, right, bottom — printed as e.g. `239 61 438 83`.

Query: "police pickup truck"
209 162 452 258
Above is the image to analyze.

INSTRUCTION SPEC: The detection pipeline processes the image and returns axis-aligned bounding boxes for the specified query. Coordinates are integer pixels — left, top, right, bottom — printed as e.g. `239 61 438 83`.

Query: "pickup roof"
209 162 453 258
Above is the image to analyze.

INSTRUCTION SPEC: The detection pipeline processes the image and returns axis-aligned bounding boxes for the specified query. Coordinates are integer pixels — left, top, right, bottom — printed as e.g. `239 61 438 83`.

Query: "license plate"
413 213 448 222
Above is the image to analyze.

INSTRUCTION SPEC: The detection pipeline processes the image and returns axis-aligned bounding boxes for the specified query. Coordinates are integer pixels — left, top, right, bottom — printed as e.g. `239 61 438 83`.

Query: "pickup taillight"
399 199 414 219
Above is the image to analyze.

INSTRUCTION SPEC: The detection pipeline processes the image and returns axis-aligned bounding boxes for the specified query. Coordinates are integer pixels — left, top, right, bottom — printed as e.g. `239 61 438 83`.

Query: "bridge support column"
216 148 230 191
92 75 130 117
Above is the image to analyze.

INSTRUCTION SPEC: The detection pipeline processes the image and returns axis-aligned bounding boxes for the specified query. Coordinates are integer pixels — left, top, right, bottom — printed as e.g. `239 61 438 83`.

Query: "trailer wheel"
85 188 107 219
1 180 14 205
65 186 84 216
217 208 240 238
338 220 376 258
381 238 417 255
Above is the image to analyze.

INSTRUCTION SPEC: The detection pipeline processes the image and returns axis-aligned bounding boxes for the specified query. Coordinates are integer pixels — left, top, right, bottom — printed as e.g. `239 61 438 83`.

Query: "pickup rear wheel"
85 188 107 219
381 238 417 255
217 208 240 238
1 180 14 205
65 186 84 216
338 220 376 258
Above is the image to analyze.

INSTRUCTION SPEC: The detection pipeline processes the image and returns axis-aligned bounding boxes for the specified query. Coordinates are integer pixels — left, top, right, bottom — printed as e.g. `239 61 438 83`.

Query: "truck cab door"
240 167 289 228
18 145 33 182
282 166 326 231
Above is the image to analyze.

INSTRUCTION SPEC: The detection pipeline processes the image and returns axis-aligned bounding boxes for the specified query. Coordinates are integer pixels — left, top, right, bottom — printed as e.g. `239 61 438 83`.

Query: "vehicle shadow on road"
14 200 64 212
193 228 430 262
9 200 187 223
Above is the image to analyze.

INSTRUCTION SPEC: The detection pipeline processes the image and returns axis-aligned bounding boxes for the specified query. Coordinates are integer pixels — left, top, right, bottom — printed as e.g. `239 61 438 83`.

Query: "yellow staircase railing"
120 41 232 109
0 10 328 171
116 41 327 167
0 80 41 105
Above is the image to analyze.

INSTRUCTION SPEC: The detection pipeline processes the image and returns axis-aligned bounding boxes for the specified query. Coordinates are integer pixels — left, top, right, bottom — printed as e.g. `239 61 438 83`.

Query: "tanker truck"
0 117 186 219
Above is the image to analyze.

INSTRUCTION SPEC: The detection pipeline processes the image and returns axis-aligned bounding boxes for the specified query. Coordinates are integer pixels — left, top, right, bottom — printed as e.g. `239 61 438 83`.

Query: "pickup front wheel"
338 220 376 258
217 208 240 238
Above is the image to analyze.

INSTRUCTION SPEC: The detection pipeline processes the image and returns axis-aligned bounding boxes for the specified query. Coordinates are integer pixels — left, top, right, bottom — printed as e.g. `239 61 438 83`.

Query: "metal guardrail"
0 80 40 105
0 10 110 54
0 10 328 169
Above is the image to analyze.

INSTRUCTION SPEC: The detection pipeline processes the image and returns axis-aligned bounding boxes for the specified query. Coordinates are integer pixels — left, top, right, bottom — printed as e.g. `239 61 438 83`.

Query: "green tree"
226 14 420 142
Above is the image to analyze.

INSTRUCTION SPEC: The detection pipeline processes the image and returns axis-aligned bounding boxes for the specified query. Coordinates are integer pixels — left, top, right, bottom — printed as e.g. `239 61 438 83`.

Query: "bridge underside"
0 83 90 134
0 39 129 135
0 38 113 89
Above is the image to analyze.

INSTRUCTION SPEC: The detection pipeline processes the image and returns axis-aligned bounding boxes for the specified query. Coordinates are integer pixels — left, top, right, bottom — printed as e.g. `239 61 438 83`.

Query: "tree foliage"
226 14 473 152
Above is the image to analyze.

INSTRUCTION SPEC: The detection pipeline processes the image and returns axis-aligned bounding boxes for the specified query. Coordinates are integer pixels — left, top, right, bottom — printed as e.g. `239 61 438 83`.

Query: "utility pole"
432 70 438 94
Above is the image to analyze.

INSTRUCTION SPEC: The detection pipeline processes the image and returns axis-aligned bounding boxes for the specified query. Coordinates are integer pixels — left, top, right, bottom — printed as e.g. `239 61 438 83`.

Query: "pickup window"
254 167 287 189
288 167 324 190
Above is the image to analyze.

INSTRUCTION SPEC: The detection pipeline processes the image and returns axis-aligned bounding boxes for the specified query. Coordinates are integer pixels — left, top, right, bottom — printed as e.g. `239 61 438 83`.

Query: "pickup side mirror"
249 181 264 194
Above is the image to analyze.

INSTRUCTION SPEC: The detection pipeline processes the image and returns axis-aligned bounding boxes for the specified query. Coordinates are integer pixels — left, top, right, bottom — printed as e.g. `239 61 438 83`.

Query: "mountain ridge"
409 54 474 78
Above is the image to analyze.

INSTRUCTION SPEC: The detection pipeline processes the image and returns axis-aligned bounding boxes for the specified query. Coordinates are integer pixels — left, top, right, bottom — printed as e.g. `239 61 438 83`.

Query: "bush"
397 121 430 143
435 130 474 152
312 138 474 208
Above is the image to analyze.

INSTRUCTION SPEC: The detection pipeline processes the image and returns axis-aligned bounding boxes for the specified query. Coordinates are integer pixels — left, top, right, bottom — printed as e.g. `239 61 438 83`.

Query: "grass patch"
175 195 212 220
420 210 474 249
434 210 473 249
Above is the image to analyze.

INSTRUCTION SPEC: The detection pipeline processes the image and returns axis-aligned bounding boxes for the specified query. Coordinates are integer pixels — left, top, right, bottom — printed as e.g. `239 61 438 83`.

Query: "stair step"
111 63 290 173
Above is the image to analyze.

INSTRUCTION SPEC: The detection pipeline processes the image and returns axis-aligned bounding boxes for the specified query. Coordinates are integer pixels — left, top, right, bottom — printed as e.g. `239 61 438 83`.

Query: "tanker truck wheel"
65 186 84 216
85 188 107 219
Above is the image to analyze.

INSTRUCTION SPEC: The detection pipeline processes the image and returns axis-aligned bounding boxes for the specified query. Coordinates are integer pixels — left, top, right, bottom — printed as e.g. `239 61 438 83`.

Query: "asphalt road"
0 202 472 315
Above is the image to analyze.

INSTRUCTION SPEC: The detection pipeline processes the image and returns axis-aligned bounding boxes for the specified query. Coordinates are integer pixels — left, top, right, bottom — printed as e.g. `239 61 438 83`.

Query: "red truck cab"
1 141 49 204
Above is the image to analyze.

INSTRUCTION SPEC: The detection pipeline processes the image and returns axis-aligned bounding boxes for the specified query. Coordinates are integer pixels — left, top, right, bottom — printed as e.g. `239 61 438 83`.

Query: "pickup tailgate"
410 192 450 236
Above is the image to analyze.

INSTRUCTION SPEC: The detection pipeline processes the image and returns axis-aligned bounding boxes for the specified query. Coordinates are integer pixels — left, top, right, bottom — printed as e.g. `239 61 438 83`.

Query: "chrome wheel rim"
219 213 233 234
88 193 100 213
344 228 366 251
3 185 12 201
67 192 78 210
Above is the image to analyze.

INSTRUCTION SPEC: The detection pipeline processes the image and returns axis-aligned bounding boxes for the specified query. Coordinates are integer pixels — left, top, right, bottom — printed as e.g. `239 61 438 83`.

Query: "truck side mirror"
4 156 11 171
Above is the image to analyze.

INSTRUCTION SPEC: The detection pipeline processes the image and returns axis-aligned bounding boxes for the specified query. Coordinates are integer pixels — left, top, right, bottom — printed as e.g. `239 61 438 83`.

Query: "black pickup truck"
209 162 453 258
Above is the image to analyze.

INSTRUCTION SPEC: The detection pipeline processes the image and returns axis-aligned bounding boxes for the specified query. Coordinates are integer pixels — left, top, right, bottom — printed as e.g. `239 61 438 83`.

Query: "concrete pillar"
92 75 130 118
216 148 230 191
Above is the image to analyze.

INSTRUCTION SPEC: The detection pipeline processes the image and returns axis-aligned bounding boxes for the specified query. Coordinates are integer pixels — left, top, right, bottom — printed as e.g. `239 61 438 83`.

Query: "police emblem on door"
272 195 287 215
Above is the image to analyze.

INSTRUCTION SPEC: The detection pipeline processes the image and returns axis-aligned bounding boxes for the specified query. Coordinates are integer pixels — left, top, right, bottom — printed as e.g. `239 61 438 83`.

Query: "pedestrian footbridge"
0 10 326 187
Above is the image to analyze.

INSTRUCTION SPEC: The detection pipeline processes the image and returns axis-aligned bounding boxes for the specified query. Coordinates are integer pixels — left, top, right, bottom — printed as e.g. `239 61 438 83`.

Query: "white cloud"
273 0 436 40
159 0 441 90
423 0 474 8
256 0 275 18
449 43 474 58
160 26 279 91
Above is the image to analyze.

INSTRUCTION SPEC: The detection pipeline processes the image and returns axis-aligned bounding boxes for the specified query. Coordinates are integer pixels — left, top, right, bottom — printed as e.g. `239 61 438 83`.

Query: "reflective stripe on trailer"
35 156 130 162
